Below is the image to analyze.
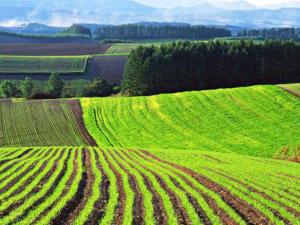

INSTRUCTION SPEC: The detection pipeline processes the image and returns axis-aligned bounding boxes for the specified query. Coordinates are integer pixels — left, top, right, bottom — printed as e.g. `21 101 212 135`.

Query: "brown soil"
0 149 66 217
120 150 168 225
52 149 90 225
169 176 212 225
201 154 228 164
100 149 125 225
139 150 271 225
10 150 72 223
31 149 80 224
0 162 37 194
0 148 32 166
108 150 145 225
0 43 111 56
68 100 97 146
124 150 191 225
84 148 110 225
209 168 300 219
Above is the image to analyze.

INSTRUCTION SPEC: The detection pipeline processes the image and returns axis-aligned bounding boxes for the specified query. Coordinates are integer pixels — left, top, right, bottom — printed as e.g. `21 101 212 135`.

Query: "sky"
135 0 299 8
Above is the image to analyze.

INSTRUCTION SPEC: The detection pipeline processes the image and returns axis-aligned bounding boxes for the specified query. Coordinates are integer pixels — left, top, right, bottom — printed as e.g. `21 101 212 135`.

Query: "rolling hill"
81 85 300 159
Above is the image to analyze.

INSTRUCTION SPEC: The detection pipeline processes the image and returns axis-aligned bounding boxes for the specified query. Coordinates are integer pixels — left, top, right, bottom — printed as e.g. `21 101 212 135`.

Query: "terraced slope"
0 99 91 147
0 147 298 225
81 85 300 158
0 55 88 74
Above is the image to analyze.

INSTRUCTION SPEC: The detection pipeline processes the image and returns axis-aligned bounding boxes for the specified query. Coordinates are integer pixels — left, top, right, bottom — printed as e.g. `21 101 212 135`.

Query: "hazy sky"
136 0 299 8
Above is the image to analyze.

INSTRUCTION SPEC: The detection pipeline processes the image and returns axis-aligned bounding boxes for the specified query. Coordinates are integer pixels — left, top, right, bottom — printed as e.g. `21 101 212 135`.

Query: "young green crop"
0 55 88 74
81 85 300 158
0 100 88 147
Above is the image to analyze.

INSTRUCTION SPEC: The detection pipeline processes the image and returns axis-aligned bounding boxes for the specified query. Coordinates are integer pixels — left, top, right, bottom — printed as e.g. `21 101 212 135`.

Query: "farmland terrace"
0 85 299 225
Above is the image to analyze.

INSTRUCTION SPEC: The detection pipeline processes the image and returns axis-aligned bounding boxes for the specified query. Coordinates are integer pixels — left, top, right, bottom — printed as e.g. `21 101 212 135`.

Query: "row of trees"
95 24 231 40
237 28 300 41
0 74 118 99
122 40 300 96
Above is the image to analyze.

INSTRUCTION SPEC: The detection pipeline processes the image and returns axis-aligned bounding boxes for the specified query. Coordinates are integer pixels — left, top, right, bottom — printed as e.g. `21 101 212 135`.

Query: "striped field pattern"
0 147 299 225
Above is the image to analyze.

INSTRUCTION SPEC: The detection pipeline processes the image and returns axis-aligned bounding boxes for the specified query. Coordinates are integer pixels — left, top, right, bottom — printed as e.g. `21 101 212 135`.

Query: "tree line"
0 74 119 99
95 24 231 40
122 40 300 96
237 28 300 41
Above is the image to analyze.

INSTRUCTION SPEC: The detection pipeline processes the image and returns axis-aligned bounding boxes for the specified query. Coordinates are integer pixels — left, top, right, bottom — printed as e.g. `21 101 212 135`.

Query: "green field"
0 99 88 146
105 43 162 55
0 84 299 224
0 147 298 225
81 85 300 158
279 83 300 97
0 55 89 74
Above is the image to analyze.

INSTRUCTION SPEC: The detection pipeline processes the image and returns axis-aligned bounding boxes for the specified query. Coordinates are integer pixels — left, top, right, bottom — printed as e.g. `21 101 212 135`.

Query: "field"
0 43 111 56
0 55 89 74
279 83 300 97
105 43 162 55
81 85 300 159
0 147 298 225
0 99 93 147
0 85 299 224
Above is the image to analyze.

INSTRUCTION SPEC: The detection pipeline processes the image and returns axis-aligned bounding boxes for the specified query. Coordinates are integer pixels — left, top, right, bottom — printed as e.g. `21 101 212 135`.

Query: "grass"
0 55 89 74
0 147 298 225
105 43 161 55
81 85 300 158
279 83 300 97
0 99 88 147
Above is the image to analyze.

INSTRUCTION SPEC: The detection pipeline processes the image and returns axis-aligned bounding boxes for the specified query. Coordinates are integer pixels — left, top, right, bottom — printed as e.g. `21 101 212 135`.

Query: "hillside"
0 146 298 224
81 85 300 158
0 99 93 147
0 56 88 74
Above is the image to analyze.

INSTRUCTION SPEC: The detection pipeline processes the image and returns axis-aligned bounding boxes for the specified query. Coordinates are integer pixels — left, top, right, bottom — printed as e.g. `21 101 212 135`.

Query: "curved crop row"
81 85 300 158
0 147 299 225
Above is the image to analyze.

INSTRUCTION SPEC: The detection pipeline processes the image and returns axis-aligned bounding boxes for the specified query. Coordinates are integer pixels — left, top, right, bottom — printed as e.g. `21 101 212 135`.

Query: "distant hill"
1 0 300 27
0 23 64 35
61 24 92 37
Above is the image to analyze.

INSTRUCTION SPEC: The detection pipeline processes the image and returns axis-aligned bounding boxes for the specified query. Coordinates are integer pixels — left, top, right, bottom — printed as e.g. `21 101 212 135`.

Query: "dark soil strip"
0 149 66 217
123 150 191 225
0 148 32 166
33 149 81 224
10 150 72 223
201 154 228 164
3 150 59 200
100 149 125 225
84 149 110 225
0 162 37 194
128 150 238 225
120 151 168 225
52 149 90 225
138 150 271 225
169 176 212 225
68 99 97 146
208 168 300 219
108 150 145 225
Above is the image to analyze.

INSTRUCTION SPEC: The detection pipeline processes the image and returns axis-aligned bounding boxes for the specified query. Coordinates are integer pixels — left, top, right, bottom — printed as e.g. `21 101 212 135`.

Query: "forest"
94 24 231 40
122 40 300 95
237 28 300 41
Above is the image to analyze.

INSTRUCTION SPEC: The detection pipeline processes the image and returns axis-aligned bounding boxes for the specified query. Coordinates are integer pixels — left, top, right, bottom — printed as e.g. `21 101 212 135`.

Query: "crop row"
0 100 89 147
81 85 300 158
0 147 298 224
0 55 88 74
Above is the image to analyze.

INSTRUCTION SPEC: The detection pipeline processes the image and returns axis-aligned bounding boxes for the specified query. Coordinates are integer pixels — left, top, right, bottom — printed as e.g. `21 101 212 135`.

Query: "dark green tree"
48 73 65 97
20 77 34 98
83 77 113 97
0 80 20 98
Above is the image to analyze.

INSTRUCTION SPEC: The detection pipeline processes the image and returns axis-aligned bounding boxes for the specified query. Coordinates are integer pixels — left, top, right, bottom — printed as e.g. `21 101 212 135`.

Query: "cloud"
0 19 27 27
